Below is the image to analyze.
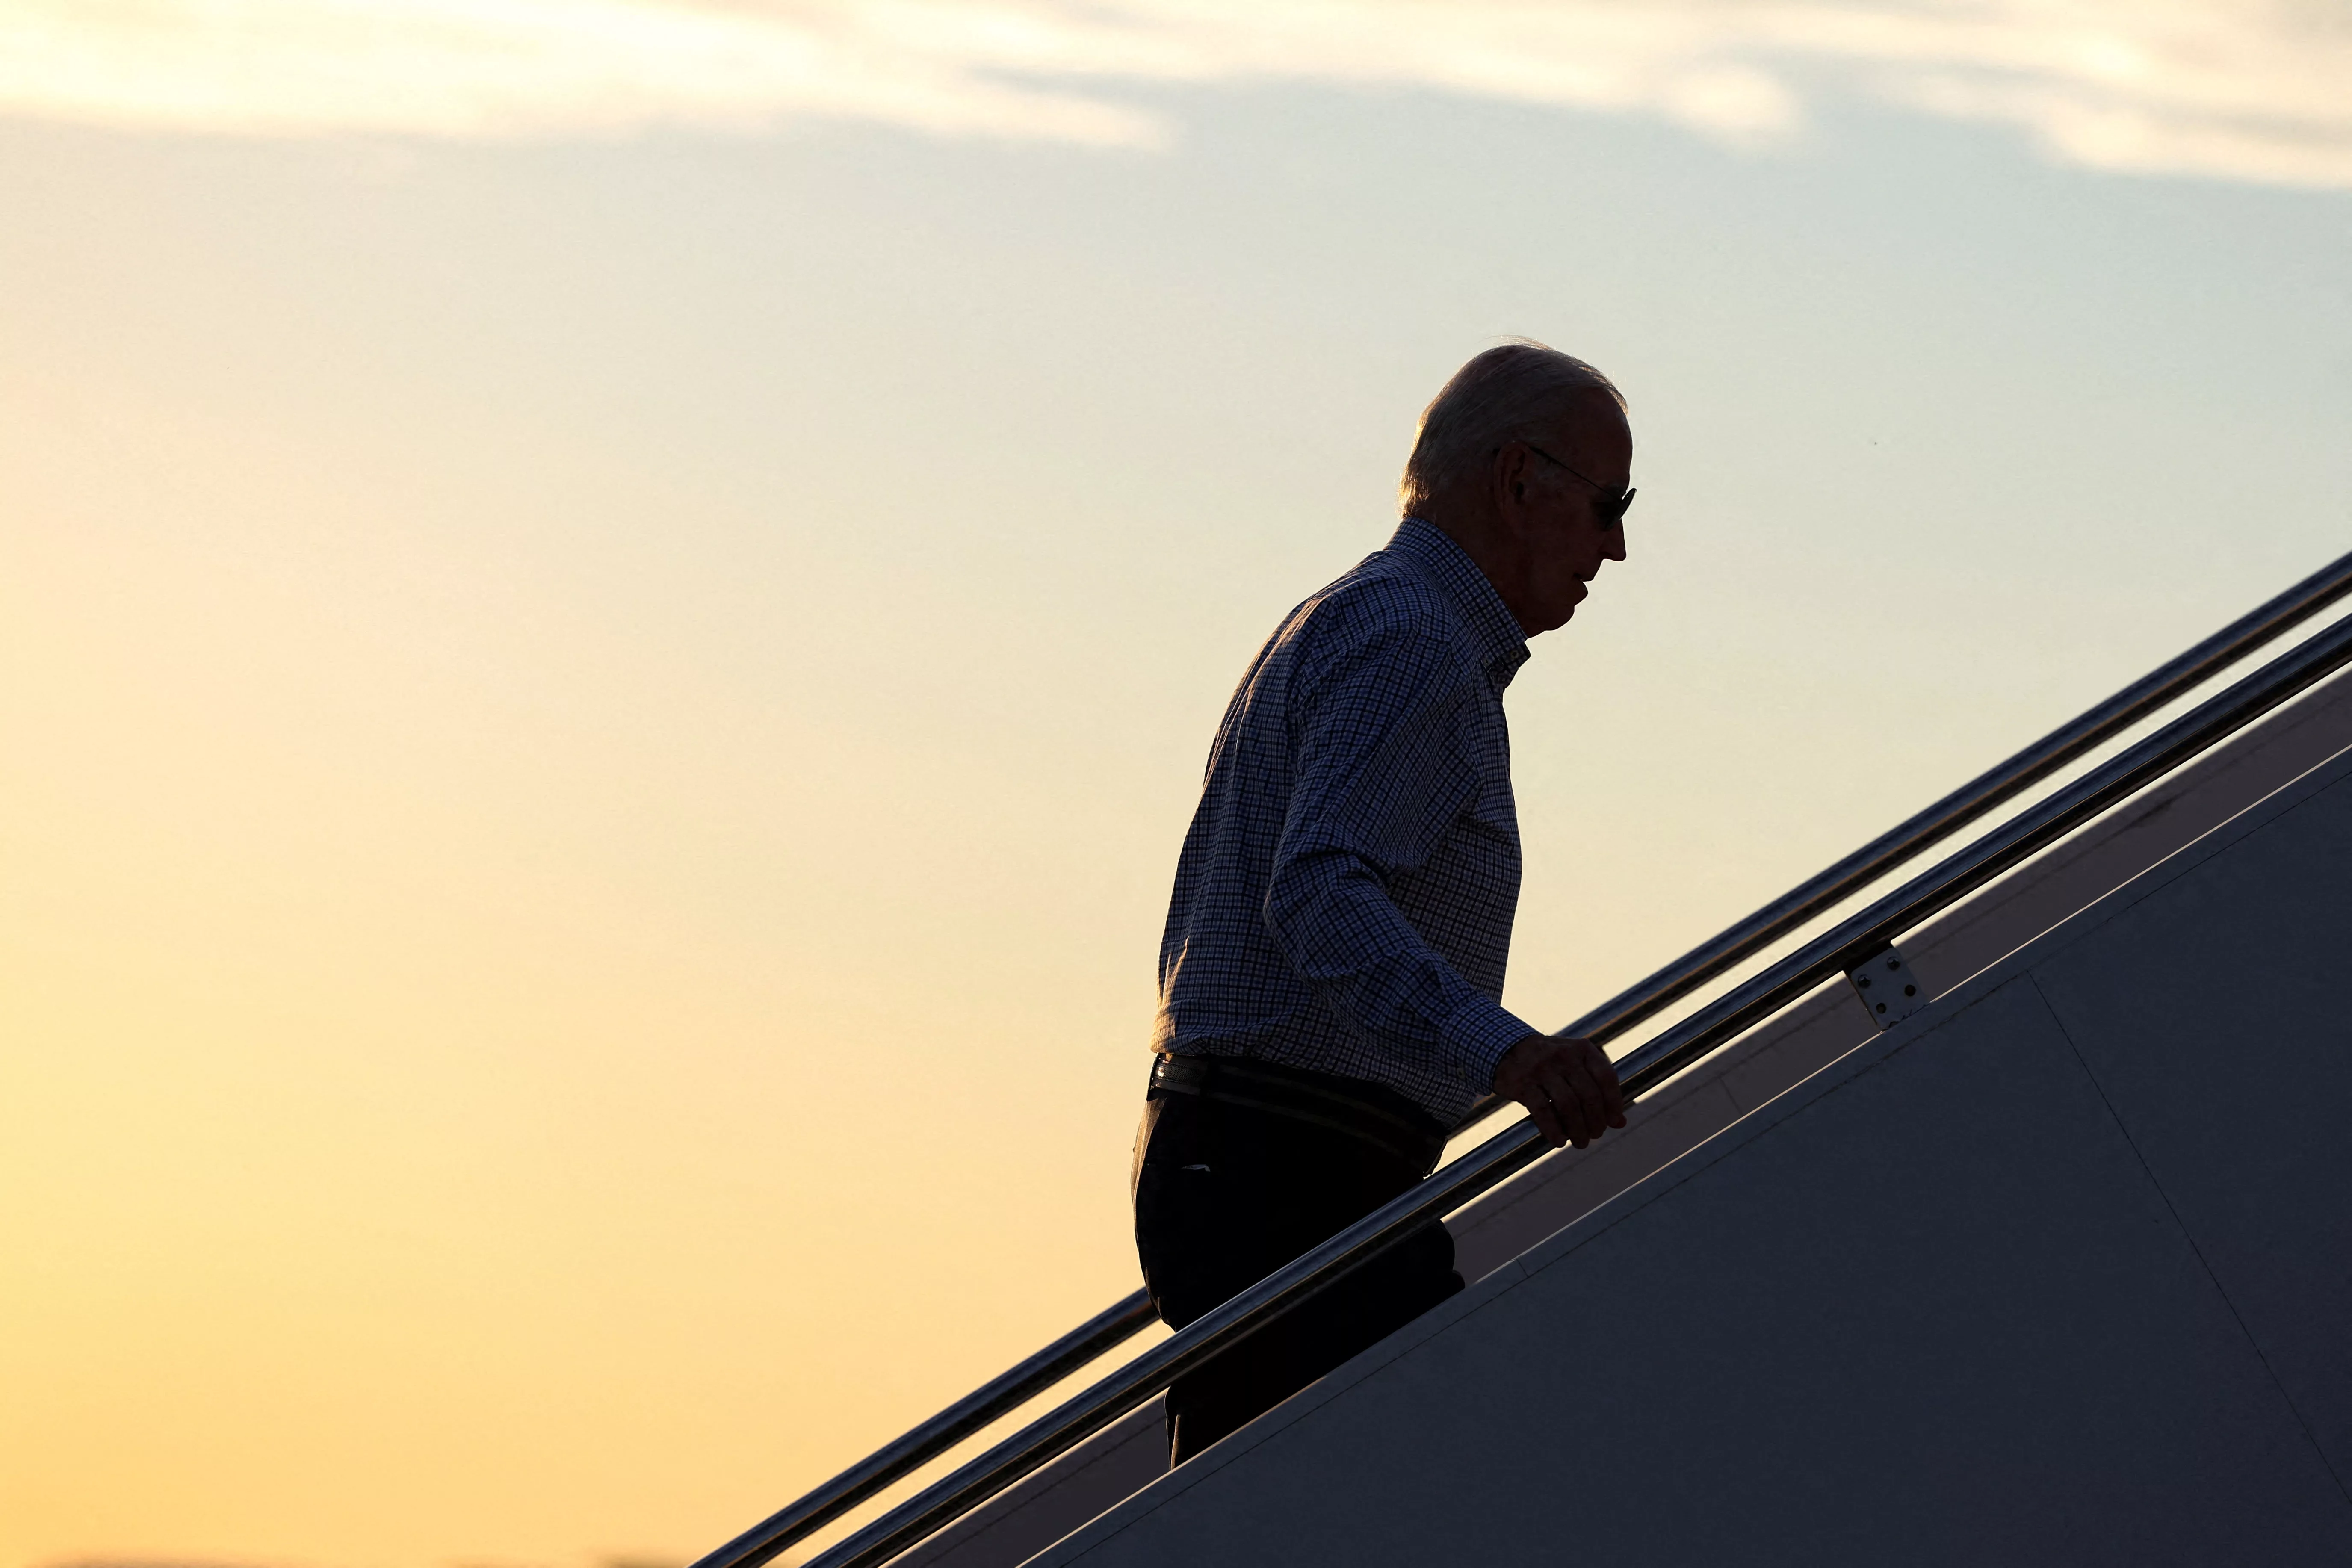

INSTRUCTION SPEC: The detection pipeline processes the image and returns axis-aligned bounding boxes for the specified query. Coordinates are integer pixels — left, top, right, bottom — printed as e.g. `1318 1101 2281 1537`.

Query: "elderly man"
1132 341 1634 1465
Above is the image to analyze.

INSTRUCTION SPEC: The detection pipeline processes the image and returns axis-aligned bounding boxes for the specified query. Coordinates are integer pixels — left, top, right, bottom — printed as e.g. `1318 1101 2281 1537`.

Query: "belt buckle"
1152 1054 1209 1095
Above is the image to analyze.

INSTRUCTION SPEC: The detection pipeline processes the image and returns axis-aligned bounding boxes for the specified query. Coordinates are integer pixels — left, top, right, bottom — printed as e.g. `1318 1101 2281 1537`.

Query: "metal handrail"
691 1292 1156 1565
697 549 2352 1568
800 603 2352 1568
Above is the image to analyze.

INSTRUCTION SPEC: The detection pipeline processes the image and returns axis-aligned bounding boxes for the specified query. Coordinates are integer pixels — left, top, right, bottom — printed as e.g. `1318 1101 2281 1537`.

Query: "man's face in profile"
1518 407 1632 634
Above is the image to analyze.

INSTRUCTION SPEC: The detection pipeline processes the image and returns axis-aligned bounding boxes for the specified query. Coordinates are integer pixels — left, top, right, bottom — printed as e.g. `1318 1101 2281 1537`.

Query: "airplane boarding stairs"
703 558 2352 1568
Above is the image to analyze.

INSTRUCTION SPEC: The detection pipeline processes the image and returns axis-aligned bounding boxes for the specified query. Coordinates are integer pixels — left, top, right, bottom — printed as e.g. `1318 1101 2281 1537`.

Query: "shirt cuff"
1439 993 1537 1093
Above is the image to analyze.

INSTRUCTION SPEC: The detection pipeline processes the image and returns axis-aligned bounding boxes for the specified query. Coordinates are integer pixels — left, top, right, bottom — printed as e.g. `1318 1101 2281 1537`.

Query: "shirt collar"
1389 517 1532 687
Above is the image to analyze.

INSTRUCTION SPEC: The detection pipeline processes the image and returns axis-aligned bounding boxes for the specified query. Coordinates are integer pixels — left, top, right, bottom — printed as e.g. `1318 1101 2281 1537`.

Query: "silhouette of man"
1133 341 1634 1465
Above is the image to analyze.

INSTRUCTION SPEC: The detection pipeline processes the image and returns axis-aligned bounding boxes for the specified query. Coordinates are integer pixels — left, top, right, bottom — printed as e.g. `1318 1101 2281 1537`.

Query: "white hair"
1399 340 1625 516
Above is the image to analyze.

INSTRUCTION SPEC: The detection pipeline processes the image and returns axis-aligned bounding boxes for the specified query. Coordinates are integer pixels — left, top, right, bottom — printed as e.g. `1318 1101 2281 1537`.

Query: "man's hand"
1492 1033 1626 1150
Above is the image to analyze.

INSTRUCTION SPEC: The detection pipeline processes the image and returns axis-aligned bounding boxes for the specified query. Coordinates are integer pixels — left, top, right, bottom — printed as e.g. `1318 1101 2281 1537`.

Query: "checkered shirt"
1152 518 1538 1125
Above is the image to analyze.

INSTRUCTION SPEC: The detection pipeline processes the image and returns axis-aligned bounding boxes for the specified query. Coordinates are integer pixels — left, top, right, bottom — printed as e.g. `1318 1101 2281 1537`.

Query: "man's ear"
1492 442 1528 512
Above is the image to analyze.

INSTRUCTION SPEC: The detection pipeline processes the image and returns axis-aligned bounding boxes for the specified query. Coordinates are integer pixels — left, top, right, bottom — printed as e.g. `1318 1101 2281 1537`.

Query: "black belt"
1149 1054 1447 1173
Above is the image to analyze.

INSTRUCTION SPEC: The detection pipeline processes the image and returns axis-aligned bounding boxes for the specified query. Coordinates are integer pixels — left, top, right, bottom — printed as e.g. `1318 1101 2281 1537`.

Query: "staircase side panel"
2030 756 2352 1482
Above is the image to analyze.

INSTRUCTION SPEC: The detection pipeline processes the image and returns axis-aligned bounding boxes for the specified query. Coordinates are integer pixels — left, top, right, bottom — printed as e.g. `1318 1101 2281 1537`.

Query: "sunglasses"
1522 441 1635 528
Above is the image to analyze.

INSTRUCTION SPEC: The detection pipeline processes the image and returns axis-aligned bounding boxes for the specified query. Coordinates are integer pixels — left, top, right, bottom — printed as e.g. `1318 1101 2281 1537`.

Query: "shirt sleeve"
1261 604 1535 1097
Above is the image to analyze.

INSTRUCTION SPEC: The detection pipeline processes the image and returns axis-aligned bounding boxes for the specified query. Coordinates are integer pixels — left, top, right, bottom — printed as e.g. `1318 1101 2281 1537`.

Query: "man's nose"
1603 527 1628 563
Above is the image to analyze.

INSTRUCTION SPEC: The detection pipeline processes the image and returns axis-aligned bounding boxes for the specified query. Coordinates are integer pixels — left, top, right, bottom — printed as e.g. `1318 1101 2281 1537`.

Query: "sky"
3 3 2350 1567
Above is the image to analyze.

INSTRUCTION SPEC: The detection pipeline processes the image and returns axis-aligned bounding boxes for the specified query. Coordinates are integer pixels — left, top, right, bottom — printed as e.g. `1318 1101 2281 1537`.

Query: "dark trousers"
1130 1076 1463 1465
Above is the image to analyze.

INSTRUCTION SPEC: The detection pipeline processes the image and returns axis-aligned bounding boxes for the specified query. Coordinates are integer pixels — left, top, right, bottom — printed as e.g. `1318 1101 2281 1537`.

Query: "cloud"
3 0 2350 187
